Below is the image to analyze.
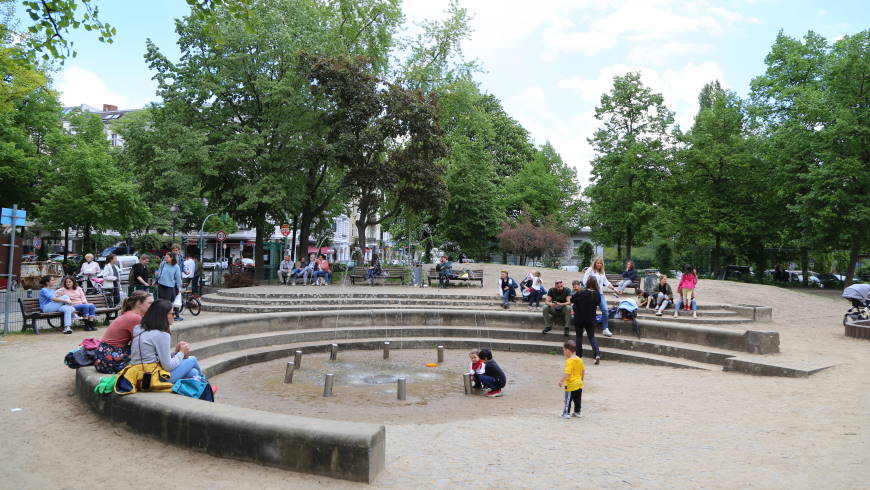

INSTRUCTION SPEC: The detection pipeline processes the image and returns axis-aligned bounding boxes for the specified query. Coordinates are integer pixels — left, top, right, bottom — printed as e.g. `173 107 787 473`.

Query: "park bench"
18 294 121 334
427 268 484 287
606 273 641 295
349 266 408 286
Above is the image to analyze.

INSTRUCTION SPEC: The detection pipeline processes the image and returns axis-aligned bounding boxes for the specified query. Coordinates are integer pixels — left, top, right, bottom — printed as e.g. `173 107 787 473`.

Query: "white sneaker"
692 311 698 318
673 312 679 318
560 413 571 419
603 328 613 337
655 311 662 316
571 412 581 418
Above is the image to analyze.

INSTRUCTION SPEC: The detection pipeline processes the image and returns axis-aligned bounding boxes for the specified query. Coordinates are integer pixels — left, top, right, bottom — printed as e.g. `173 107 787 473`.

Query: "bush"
223 272 255 288
332 263 348 274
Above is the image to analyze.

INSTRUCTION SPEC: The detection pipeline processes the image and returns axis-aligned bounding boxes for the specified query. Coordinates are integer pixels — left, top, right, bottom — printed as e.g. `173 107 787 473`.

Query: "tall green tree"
503 142 581 229
35 110 149 252
303 53 448 251
669 83 754 274
585 72 674 261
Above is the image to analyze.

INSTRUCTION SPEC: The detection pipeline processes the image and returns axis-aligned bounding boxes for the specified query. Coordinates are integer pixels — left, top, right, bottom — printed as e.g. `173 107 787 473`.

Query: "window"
111 133 118 147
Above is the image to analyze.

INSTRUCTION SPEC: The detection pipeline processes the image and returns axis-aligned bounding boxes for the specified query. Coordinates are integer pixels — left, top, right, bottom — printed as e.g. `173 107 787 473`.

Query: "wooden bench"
349 266 407 286
427 268 484 287
18 294 122 334
606 274 641 295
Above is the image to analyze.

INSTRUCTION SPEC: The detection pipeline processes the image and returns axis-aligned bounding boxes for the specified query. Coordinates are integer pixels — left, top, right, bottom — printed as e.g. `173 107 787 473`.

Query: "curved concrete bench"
75 367 384 483
845 318 870 339
172 309 779 355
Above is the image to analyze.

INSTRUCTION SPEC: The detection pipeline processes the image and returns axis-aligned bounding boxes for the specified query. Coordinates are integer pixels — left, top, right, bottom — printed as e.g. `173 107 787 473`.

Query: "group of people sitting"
63 286 209 393
277 253 332 286
496 256 703 365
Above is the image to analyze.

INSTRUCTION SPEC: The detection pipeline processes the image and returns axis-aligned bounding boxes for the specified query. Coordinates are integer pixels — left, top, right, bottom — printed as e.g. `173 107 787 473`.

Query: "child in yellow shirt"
558 339 585 418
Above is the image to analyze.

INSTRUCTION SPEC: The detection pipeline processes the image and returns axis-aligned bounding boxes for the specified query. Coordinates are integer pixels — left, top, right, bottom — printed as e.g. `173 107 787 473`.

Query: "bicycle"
178 288 201 316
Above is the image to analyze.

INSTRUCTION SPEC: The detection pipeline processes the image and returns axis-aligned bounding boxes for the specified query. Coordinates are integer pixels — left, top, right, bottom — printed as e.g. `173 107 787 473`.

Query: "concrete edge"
75 367 385 483
722 358 833 377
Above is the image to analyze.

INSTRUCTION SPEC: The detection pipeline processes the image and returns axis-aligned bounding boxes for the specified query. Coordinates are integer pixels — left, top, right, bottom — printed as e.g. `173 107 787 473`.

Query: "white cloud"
56 66 132 109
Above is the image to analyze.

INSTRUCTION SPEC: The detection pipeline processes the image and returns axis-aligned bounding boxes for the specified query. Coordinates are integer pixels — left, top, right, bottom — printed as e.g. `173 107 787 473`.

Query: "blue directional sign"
0 208 26 226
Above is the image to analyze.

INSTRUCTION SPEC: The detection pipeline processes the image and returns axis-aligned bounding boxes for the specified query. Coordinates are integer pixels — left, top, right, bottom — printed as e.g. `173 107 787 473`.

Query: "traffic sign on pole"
280 223 290 237
32 237 42 249
216 230 227 242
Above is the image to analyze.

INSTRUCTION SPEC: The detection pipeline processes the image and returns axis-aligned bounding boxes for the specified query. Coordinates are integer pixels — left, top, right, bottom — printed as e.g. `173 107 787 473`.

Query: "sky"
27 0 868 184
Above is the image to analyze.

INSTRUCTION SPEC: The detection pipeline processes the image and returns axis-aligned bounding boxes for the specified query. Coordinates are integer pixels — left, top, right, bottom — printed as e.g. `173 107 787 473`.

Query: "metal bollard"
437 345 444 363
397 377 407 400
383 341 391 359
329 343 338 361
323 373 335 397
284 361 295 384
293 350 303 370
462 373 472 394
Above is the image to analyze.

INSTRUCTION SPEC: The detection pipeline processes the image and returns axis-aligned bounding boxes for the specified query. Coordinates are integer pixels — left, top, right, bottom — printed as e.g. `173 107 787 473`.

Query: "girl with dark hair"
94 291 153 373
55 275 98 331
155 252 184 321
129 299 205 383
38 275 77 334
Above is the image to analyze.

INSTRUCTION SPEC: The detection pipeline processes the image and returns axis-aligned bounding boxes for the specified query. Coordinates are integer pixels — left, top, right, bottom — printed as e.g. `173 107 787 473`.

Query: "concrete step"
198 335 717 378
199 301 750 324
203 295 740 318
212 290 731 310
188 324 741 370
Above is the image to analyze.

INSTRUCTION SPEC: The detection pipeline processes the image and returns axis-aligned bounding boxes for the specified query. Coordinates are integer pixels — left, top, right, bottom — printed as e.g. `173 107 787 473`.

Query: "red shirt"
100 311 142 348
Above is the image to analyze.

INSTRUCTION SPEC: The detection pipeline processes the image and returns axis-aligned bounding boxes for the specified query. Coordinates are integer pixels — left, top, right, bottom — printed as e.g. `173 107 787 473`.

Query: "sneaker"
655 311 662 316
603 328 613 337
542 327 551 335
571 412 581 418
560 412 571 419
692 311 698 319
63 327 72 334
594 356 600 365
175 316 184 321
673 312 679 318
486 389 503 397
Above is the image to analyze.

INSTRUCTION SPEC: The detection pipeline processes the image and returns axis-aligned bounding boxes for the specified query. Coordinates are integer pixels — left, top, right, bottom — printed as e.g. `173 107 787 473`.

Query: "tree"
655 242 673 273
584 72 674 261
0 32 62 209
577 241 594 268
303 54 448 252
35 110 149 253
503 142 582 228
669 83 754 274
497 219 568 265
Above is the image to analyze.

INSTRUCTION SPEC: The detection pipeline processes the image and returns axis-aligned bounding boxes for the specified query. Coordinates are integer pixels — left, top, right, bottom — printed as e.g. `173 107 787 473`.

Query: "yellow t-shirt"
563 357 585 391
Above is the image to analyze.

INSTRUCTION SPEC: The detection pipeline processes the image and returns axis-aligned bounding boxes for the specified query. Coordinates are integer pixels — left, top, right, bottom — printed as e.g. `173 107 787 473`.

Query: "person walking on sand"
558 339 585 418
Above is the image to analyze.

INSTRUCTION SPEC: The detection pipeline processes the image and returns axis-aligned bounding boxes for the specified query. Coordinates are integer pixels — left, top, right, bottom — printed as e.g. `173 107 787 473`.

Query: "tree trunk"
625 224 633 263
844 237 860 288
254 211 266 281
800 247 809 286
82 224 92 254
712 234 721 277
616 242 622 261
290 220 297 262
297 212 313 263
63 228 69 263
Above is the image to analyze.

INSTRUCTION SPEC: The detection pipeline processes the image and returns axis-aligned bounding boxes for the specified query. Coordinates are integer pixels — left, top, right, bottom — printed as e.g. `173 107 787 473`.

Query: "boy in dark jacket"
477 349 506 397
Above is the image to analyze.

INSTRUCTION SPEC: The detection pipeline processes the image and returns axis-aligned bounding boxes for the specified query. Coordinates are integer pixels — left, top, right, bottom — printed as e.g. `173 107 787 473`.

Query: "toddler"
558 339 585 418
466 349 485 389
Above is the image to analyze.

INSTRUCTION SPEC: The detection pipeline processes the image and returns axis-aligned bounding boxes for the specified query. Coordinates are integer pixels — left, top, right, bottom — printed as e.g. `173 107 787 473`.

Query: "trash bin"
411 265 423 287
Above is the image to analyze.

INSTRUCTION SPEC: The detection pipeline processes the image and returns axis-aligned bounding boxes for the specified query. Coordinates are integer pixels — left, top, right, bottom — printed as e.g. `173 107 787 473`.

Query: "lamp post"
170 204 179 244
198 213 218 258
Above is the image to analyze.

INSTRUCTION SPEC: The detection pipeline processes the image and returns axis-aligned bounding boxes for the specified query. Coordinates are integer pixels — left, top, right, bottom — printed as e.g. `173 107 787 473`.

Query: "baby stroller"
77 274 116 308
842 284 870 326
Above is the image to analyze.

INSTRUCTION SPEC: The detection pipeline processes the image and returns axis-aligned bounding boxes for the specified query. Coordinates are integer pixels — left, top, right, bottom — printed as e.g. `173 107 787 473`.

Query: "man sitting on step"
542 280 571 336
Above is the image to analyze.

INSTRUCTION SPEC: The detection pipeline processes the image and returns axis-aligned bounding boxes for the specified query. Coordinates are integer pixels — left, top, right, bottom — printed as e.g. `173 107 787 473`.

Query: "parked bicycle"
178 288 201 316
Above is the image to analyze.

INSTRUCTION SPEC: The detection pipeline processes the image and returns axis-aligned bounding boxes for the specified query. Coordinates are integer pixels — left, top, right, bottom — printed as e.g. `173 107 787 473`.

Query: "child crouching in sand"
558 340 585 418
467 349 485 389
477 349 506 397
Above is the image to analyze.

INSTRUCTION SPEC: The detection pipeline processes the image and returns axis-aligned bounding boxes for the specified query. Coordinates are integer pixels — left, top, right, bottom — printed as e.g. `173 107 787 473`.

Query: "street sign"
216 230 227 242
1 208 26 226
32 237 42 249
281 223 290 237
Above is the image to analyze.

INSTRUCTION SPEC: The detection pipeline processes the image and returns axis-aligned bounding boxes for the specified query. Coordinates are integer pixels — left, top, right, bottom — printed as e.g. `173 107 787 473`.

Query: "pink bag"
80 338 101 350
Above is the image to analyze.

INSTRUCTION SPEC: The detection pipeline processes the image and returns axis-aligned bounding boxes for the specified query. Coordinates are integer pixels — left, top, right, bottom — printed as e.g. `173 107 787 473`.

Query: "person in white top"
182 252 199 294
100 253 122 307
581 256 620 337
79 253 101 291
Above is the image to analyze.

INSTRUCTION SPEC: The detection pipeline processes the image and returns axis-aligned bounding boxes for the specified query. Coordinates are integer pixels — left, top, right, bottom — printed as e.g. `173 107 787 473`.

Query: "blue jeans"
73 303 96 317
478 374 504 390
314 271 331 284
528 289 544 306
675 299 697 311
501 288 516 305
599 293 609 331
170 356 204 383
42 301 76 327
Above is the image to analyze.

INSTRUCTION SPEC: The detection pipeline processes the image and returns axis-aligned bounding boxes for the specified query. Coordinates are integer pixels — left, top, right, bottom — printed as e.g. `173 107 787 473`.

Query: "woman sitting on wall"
94 291 153 374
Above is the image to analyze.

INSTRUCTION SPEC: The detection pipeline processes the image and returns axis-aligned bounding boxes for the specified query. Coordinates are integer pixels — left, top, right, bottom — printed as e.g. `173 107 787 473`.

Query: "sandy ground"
1 267 869 489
